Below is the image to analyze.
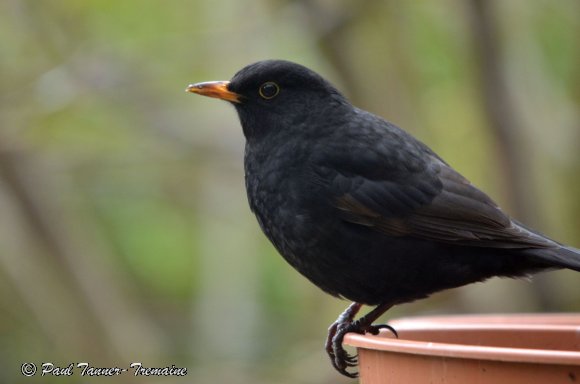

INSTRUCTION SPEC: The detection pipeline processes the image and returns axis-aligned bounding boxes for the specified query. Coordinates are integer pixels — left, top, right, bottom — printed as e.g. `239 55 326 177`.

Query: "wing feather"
332 156 557 250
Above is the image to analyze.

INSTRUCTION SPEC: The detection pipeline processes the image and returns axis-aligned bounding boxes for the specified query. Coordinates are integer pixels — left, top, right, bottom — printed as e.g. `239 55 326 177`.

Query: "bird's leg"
325 302 362 373
327 302 396 378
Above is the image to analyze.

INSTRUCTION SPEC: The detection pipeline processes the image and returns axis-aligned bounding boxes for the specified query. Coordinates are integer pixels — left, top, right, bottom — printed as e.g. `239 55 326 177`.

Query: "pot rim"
344 313 580 366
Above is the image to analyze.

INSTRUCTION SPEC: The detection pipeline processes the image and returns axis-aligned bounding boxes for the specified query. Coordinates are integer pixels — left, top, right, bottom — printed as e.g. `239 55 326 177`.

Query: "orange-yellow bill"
186 81 241 103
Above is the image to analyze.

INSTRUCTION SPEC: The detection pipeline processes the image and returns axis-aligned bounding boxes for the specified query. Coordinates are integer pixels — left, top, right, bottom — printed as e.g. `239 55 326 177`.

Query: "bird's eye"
258 82 280 99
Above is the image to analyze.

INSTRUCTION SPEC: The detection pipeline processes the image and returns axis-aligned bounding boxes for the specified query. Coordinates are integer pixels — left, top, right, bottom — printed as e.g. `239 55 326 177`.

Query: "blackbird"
187 60 580 378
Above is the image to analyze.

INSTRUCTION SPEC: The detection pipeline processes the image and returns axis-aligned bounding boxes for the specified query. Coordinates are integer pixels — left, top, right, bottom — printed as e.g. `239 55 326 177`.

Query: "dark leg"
325 302 362 373
326 302 396 378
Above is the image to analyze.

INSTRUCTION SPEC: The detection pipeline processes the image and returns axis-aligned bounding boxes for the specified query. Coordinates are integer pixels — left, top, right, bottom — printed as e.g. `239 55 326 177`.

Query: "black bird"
187 60 580 378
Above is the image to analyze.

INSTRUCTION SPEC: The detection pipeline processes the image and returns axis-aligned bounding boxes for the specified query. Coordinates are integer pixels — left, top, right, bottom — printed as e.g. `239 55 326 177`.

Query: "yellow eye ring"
259 82 280 99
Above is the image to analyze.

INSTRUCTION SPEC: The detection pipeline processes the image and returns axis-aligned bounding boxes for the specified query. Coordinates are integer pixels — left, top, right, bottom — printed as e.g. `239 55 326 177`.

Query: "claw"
325 303 362 377
367 323 399 338
325 302 395 378
331 320 373 376
327 324 359 376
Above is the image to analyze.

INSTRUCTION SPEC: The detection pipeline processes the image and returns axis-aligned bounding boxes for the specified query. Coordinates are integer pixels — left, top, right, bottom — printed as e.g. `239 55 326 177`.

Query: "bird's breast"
244 142 334 270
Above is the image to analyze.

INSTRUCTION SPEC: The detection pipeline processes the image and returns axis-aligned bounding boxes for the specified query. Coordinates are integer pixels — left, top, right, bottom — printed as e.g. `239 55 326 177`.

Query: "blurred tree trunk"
0 144 165 364
281 0 378 105
467 0 561 310
467 0 537 225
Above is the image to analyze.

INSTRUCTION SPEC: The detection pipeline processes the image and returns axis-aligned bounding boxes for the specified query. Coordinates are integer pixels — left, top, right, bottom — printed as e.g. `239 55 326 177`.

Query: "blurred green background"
1 0 579 383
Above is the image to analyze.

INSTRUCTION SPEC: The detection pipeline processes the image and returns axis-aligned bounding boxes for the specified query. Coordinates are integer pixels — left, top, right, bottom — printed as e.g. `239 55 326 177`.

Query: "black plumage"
187 60 580 378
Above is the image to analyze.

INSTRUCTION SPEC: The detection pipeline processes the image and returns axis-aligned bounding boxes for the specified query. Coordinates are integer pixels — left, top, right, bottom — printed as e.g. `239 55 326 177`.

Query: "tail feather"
510 219 580 272
527 246 580 272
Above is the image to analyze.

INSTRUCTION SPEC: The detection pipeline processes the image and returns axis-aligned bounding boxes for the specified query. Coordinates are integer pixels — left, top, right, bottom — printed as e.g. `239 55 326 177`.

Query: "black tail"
527 246 580 272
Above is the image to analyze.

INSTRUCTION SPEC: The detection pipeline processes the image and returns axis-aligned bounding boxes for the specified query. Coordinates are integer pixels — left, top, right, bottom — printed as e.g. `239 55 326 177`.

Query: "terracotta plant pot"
344 313 580 384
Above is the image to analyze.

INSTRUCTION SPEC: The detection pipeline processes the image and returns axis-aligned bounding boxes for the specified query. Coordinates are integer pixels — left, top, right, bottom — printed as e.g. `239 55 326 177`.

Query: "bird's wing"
322 151 556 250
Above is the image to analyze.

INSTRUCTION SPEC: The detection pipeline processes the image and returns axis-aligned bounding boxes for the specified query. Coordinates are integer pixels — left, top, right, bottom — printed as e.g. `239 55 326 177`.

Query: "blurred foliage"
0 0 579 383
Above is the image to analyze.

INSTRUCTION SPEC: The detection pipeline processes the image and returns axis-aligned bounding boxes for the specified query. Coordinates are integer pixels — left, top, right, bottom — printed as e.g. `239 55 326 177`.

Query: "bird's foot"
326 321 359 378
325 303 397 378
367 323 399 337
325 303 361 377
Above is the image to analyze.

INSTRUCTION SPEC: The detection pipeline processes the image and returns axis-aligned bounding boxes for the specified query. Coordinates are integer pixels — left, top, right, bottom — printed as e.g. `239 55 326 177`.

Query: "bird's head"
187 60 349 139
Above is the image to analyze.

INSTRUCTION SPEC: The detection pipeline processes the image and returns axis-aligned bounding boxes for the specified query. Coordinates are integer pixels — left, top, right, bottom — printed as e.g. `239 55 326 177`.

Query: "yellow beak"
186 81 242 103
